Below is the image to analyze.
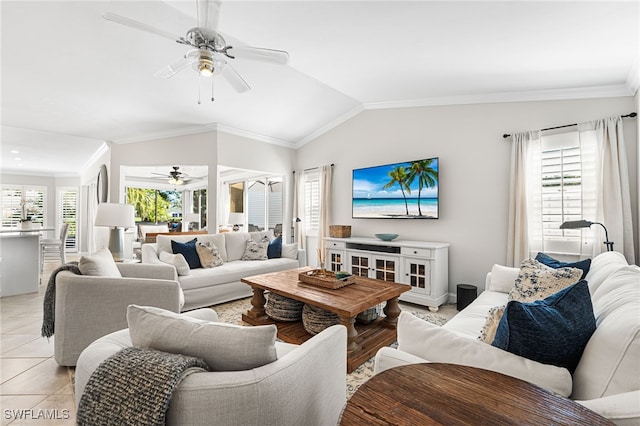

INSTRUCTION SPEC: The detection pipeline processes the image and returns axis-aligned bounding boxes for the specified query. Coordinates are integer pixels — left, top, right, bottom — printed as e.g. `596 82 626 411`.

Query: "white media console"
324 237 449 311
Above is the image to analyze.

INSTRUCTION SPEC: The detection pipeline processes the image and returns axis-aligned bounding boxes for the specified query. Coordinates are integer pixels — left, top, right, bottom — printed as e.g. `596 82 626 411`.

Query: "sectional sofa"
375 251 639 425
142 231 306 311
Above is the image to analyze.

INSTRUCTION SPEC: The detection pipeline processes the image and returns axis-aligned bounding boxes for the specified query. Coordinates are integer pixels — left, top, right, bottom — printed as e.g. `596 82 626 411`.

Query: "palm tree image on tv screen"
352 158 439 219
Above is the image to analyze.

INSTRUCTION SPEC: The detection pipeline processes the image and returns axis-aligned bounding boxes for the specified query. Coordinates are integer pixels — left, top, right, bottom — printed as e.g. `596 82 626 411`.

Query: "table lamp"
560 220 614 252
228 212 244 232
95 203 135 261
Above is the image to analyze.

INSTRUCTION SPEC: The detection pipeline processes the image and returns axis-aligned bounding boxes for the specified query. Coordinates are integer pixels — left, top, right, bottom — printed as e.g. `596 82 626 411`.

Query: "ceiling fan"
151 166 200 185
103 0 289 101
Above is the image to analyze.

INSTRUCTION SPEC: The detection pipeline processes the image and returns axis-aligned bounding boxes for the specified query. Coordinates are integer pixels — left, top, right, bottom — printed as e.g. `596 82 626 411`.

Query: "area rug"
211 297 455 398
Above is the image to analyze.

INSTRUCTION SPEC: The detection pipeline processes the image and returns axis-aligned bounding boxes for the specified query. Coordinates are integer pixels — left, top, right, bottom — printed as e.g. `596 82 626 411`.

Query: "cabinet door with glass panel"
402 257 431 296
347 251 399 283
325 240 346 272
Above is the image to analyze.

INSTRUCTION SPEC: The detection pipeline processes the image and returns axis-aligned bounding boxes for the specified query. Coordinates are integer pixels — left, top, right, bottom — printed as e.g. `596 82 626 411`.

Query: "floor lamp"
560 220 614 252
95 203 135 261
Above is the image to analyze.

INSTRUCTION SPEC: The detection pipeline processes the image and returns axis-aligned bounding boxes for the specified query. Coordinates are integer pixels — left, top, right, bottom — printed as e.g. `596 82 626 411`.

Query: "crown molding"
109 125 219 145
362 84 636 110
294 104 365 148
625 56 639 96
79 142 110 176
214 124 296 148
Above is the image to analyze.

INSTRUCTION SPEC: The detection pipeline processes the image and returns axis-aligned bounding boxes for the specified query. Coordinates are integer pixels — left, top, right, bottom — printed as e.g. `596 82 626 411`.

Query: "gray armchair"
53 262 181 366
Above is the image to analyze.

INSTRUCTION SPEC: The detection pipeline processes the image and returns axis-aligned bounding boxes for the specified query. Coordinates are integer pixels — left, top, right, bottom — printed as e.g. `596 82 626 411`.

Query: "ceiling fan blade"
221 64 251 93
154 56 194 79
197 0 222 36
103 12 182 42
228 46 289 65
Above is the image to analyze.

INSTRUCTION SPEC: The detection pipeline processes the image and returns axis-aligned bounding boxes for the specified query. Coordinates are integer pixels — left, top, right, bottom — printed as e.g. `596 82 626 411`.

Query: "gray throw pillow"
195 241 224 268
127 305 277 371
241 237 269 261
78 248 121 277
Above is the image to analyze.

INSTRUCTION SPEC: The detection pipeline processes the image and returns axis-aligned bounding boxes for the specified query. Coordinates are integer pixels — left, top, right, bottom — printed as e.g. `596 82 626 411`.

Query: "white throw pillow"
159 251 190 276
488 264 520 293
397 311 573 397
281 243 299 260
78 248 121 277
127 305 277 371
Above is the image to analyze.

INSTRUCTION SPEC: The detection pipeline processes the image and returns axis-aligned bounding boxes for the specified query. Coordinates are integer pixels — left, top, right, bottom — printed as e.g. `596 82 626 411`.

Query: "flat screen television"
352 157 439 219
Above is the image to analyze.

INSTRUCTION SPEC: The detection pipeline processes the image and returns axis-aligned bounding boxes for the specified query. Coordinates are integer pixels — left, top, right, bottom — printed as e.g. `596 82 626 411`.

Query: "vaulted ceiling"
1 1 638 176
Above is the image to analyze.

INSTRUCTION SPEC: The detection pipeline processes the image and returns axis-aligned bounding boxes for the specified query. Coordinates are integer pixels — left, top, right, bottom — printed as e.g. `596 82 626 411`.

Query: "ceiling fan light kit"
103 0 289 102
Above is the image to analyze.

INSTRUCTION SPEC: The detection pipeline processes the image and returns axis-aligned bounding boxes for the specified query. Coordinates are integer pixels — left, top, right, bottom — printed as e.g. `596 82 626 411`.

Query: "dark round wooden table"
340 363 614 425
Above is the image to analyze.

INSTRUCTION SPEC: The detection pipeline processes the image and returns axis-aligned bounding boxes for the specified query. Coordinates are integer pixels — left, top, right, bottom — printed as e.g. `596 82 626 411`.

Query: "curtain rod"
293 164 334 174
502 112 637 139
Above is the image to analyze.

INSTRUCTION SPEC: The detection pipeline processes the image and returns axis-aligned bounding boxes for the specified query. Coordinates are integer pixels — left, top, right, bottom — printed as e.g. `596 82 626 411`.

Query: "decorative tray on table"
298 269 355 289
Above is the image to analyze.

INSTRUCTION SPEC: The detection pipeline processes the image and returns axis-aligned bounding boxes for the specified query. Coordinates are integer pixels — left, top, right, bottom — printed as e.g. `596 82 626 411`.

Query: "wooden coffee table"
241 267 410 373
340 363 614 425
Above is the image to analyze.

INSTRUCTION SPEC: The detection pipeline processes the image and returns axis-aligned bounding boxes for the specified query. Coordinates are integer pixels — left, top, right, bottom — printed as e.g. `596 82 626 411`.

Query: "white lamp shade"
95 203 135 228
227 212 244 225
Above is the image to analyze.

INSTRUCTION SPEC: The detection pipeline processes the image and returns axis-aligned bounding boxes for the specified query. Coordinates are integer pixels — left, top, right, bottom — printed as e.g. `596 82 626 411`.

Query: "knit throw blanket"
41 262 81 338
77 347 209 426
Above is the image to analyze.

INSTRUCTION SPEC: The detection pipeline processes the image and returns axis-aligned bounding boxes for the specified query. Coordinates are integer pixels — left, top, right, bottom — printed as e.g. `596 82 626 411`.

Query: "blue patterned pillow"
171 238 202 269
492 280 596 373
535 252 591 279
267 236 282 259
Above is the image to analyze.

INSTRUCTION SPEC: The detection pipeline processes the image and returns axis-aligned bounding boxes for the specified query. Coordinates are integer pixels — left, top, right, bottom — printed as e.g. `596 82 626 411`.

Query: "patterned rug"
211 297 456 397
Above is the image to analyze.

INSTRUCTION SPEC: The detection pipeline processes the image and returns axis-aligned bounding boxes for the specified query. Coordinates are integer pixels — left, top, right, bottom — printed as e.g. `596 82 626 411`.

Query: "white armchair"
75 308 347 426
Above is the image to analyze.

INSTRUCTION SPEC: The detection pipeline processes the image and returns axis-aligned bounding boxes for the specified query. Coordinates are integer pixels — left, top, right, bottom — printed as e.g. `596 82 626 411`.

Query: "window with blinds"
304 171 320 232
538 131 596 255
1 186 46 228
58 188 78 251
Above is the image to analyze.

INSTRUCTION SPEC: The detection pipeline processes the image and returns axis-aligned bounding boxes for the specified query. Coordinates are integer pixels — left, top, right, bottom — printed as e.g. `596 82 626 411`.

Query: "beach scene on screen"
352 158 439 219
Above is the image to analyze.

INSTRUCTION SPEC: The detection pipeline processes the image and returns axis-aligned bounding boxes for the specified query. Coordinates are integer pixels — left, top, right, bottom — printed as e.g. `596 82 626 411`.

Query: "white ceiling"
1 0 638 176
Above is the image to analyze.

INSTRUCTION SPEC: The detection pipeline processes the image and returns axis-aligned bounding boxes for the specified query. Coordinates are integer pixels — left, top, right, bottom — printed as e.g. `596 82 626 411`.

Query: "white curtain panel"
317 165 333 258
579 117 635 262
507 131 541 267
293 170 306 249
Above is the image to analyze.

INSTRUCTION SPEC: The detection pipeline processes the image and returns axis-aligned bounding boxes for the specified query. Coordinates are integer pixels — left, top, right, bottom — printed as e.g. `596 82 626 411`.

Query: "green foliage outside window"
126 188 174 222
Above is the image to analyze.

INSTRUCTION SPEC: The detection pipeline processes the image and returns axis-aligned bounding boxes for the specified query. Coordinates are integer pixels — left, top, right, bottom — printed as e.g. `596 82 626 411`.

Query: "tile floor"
1 259 77 425
0 258 458 425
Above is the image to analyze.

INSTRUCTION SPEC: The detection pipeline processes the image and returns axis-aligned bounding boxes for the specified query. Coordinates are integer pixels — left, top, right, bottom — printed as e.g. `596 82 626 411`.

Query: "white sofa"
375 251 640 425
142 231 306 311
75 308 347 426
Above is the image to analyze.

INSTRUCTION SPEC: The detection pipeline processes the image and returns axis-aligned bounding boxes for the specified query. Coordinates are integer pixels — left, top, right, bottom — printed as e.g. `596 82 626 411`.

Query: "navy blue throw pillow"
171 238 201 269
267 235 282 259
492 280 596 373
535 252 591 279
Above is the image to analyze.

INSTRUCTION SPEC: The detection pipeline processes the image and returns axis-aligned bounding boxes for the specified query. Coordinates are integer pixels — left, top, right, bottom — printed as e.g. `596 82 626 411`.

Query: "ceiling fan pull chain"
197 75 202 105
211 79 215 102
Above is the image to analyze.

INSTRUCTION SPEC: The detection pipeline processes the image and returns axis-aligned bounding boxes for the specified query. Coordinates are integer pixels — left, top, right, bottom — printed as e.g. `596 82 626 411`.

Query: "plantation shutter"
304 171 320 232
1 187 22 227
538 132 596 256
1 186 46 228
58 188 79 251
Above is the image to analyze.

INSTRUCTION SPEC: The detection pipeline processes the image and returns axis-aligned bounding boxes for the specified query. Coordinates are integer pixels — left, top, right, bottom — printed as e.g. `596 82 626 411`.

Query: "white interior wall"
110 131 218 229
217 132 296 236
296 96 638 295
